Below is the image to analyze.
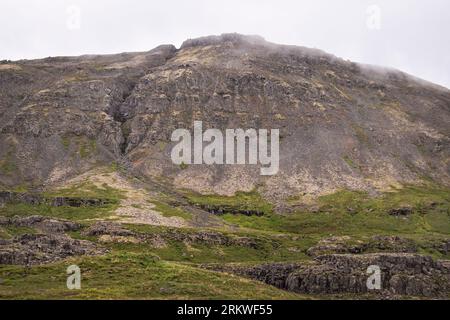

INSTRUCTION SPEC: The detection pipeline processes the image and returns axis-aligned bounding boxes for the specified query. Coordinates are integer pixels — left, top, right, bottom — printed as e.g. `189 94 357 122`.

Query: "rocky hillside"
1 35 450 299
1 33 449 202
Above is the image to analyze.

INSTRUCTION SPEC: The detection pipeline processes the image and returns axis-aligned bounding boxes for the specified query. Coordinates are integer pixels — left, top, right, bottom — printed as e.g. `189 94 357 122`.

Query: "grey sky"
1 0 449 88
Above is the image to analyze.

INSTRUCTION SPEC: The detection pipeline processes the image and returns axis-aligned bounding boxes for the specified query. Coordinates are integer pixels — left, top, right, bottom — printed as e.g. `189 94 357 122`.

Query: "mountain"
1 33 449 203
0 34 449 299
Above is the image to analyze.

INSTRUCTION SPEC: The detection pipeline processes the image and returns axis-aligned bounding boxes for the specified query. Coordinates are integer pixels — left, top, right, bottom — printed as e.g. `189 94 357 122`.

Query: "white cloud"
1 0 449 88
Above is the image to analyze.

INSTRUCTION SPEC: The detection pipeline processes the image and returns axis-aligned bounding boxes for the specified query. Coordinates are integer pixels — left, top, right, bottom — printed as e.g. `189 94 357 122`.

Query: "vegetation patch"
343 155 359 170
351 124 370 146
44 181 125 201
0 252 303 299
151 200 192 220
0 183 448 299
217 184 450 242
186 190 273 216
0 203 117 221
0 150 17 176
78 138 97 159
61 136 71 150
0 225 36 239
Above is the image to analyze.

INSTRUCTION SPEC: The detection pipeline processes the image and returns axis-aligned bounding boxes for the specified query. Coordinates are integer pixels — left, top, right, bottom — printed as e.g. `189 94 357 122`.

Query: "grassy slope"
0 253 303 300
0 181 449 299
209 185 450 238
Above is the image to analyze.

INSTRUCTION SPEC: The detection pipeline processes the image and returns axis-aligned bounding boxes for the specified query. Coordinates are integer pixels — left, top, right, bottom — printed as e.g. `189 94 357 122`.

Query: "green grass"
107 236 307 265
179 162 188 170
181 185 449 261
186 190 273 215
0 182 124 221
0 160 17 175
79 138 97 159
150 201 192 220
44 181 125 201
150 241 308 264
0 252 305 300
0 203 117 221
317 184 449 217
107 161 128 174
61 136 71 150
217 184 450 239
0 149 17 176
0 225 36 239
106 224 311 264
343 155 359 170
61 136 97 158
0 183 449 299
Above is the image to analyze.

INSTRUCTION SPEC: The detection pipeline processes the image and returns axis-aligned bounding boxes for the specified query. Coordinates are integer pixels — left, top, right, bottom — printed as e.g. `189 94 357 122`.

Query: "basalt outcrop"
0 216 103 265
0 234 105 265
0 215 81 233
203 253 450 298
0 191 114 207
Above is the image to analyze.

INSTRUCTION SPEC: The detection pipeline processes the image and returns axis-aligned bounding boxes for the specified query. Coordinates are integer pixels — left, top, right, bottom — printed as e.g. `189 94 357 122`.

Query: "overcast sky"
1 0 449 88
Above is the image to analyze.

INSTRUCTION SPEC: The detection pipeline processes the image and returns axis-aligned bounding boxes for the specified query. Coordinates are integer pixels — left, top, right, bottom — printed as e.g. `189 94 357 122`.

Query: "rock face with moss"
1 33 449 201
203 253 450 298
0 216 105 265
0 191 114 207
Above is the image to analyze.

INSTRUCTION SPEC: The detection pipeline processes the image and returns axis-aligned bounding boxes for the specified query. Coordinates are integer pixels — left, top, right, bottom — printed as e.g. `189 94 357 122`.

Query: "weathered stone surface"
306 235 418 257
161 229 262 248
0 216 104 265
82 221 135 237
203 253 450 298
0 234 105 265
202 262 303 290
388 207 414 217
82 222 262 249
194 203 265 216
0 215 81 233
436 239 450 254
306 236 366 257
0 191 113 207
368 235 417 253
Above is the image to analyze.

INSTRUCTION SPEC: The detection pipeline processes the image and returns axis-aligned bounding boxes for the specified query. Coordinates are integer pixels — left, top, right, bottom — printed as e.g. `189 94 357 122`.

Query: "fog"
1 0 449 88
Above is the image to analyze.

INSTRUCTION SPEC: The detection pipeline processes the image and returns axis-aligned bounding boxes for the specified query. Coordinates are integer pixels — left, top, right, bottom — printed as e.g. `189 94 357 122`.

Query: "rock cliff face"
1 34 449 201
203 253 450 298
0 216 104 265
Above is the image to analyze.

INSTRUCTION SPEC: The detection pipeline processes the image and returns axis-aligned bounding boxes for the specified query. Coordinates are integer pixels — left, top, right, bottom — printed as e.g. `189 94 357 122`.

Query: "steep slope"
0 44 177 188
1 34 449 203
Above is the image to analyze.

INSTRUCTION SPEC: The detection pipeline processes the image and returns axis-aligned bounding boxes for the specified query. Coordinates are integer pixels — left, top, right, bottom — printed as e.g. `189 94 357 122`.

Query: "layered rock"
83 221 263 249
306 235 418 257
0 234 105 265
203 253 450 298
0 215 80 234
0 191 113 207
